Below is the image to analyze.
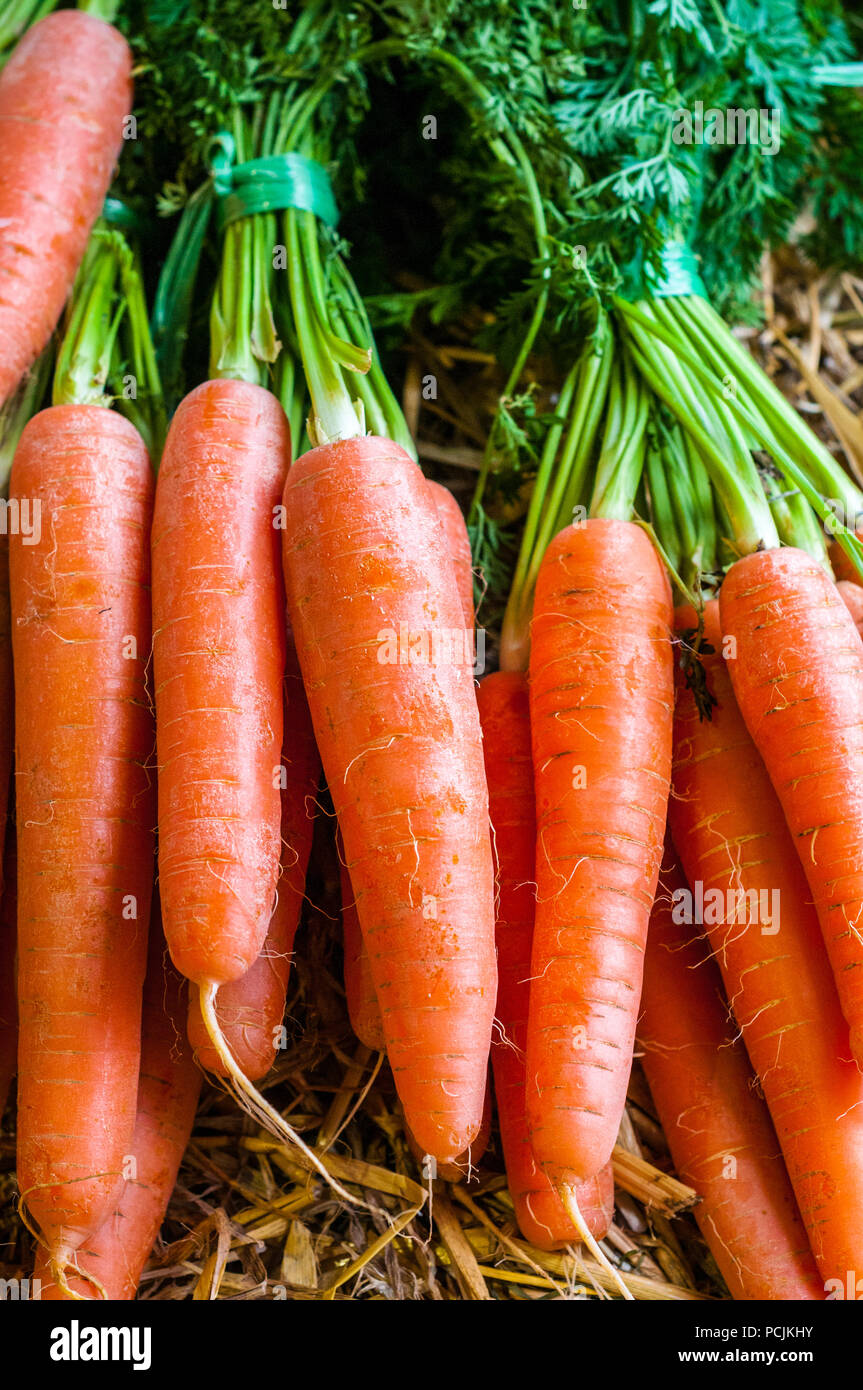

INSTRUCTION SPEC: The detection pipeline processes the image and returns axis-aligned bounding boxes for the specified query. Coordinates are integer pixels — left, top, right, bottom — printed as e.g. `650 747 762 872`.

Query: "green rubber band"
208 132 339 230
648 241 706 299
102 196 143 233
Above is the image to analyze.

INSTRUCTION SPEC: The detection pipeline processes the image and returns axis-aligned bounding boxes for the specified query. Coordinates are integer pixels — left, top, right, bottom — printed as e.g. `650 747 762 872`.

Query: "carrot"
837 578 863 638
719 548 863 1061
281 435 496 1163
340 484 473 1055
427 480 474 628
11 405 155 1291
0 829 16 1118
829 536 862 586
34 899 201 1300
186 635 320 1079
153 378 287 987
670 598 863 1284
151 377 343 1181
0 12 132 406
478 670 614 1249
640 849 822 1300
526 519 673 1203
341 852 385 1053
404 1081 491 1183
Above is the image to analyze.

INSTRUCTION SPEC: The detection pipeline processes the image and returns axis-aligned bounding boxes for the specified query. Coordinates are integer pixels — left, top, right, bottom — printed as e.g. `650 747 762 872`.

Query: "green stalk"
0 0 55 59
53 223 165 461
76 0 119 20
0 345 51 495
617 298 779 554
669 294 863 519
498 310 612 670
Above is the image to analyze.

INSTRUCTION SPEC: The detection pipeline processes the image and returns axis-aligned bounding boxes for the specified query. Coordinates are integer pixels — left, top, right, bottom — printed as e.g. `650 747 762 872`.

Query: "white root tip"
560 1183 634 1301
198 980 358 1206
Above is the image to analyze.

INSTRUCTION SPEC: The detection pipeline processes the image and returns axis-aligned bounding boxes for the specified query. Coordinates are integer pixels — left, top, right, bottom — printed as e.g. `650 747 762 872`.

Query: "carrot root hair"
559 1184 634 1301
197 982 358 1206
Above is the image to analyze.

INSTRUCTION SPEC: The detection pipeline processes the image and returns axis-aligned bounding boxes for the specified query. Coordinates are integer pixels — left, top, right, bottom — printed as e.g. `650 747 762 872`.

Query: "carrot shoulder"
0 12 132 405
526 518 673 1188
640 851 822 1300
11 405 155 1280
282 436 496 1163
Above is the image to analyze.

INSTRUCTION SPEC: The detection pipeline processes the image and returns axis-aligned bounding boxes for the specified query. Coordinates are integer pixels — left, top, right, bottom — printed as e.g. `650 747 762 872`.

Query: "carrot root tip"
559 1184 634 1302
197 981 359 1207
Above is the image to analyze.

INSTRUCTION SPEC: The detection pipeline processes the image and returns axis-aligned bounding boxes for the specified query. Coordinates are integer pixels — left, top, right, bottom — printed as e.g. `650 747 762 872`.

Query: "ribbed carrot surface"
720 548 863 1061
479 670 614 1247
526 518 673 1185
152 379 290 987
0 12 132 405
641 850 822 1300
11 406 154 1265
670 598 863 1284
282 435 496 1162
187 635 320 1077
35 903 201 1300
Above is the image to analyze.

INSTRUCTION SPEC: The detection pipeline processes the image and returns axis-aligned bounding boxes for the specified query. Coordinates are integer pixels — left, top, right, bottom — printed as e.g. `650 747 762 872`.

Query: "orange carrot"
670 598 863 1284
427 480 474 628
34 901 201 1300
719 548 863 1061
152 379 288 988
526 519 673 1196
11 405 155 1290
479 670 614 1249
0 830 16 1118
0 12 132 405
640 850 822 1300
186 634 320 1079
282 436 496 1163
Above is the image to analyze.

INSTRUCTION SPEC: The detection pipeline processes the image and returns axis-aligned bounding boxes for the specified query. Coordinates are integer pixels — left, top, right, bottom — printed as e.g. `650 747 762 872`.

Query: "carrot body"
11 406 154 1262
670 598 863 1284
341 853 385 1052
152 379 289 987
0 832 16 1117
526 519 673 1185
282 436 496 1162
720 548 863 1060
35 906 201 1300
836 578 863 638
187 636 320 1077
640 850 822 1300
341 487 473 1054
0 12 132 405
427 480 474 628
829 537 862 586
478 670 613 1247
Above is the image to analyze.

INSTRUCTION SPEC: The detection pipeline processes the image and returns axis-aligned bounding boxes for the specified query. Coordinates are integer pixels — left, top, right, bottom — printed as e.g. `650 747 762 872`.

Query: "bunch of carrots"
1 2 862 1305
